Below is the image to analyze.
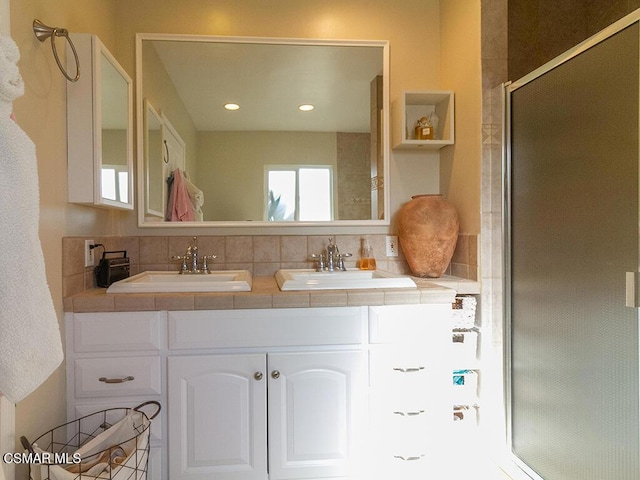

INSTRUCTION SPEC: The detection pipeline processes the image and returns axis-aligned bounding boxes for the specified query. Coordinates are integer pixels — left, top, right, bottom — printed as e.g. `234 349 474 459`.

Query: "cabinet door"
168 354 267 480
267 351 367 480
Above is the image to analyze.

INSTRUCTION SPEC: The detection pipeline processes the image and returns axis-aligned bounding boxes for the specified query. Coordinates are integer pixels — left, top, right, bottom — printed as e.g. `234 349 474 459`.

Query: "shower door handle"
625 272 640 308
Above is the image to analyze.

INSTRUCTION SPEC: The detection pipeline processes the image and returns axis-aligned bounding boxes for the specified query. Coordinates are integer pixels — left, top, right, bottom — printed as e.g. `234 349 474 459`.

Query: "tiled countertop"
63 275 480 313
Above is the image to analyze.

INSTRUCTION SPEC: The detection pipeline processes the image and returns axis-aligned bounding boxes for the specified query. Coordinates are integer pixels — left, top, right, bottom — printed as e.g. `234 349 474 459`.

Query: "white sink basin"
106 270 252 293
275 269 416 291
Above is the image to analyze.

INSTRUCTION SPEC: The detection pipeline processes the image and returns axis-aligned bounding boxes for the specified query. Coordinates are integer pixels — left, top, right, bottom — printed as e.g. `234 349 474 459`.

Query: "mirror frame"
135 33 390 228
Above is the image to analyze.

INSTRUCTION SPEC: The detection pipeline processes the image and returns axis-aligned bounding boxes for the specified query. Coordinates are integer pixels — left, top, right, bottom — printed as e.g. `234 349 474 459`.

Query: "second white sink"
275 268 416 291
106 270 252 293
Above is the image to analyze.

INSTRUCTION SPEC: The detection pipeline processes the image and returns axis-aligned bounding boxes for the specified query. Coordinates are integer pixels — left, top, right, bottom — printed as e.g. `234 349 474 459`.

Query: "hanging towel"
184 175 204 221
167 168 194 222
0 35 63 403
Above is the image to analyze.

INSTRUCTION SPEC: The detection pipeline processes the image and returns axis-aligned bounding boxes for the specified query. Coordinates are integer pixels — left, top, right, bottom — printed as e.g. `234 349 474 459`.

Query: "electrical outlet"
85 240 95 267
386 235 399 257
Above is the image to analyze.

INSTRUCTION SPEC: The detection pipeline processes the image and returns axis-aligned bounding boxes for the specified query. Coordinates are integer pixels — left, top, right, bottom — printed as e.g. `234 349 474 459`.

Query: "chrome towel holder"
32 19 80 82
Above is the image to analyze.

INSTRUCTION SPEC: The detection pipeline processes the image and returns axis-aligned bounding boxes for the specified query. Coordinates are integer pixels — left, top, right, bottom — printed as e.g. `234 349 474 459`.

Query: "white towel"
0 35 63 403
184 174 204 221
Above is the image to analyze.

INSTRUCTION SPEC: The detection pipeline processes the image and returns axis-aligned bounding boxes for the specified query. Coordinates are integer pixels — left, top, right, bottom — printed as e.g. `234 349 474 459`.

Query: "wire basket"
21 401 160 480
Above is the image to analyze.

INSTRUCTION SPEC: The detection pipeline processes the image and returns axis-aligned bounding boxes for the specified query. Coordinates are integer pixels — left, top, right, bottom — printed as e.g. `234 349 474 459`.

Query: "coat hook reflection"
32 19 80 82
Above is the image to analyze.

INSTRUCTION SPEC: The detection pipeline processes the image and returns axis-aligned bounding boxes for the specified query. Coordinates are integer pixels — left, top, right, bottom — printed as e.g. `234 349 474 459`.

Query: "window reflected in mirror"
101 168 129 203
100 52 130 205
266 166 333 221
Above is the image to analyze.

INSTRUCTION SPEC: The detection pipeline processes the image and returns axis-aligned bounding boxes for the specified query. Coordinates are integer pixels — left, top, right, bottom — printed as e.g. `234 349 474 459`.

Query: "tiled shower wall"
62 233 478 297
507 0 640 81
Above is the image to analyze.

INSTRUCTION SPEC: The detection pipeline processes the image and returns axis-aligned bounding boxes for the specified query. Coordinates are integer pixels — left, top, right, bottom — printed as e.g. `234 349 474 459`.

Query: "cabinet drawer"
168 307 365 349
368 304 451 344
73 401 163 441
377 452 430 479
369 348 432 390
72 312 163 353
74 356 161 398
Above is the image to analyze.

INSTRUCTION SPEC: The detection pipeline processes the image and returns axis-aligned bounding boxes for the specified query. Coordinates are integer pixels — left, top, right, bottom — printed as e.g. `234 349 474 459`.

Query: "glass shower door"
506 22 640 480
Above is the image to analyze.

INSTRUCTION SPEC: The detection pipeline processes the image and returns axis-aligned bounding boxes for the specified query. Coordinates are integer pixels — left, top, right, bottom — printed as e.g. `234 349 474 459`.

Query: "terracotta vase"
397 194 459 278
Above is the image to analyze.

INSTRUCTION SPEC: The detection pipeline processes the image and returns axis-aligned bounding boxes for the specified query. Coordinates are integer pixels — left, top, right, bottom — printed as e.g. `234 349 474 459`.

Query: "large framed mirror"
136 34 389 227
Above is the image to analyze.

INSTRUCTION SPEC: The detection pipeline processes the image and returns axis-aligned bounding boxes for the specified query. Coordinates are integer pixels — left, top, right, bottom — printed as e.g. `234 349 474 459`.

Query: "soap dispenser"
359 238 376 270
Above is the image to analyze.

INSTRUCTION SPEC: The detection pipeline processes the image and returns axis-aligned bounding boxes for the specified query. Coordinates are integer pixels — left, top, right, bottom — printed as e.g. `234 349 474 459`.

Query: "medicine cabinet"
391 90 454 149
67 34 134 210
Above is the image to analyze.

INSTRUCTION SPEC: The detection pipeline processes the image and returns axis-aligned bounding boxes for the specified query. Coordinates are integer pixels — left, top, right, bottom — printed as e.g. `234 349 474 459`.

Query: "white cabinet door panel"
267 351 366 480
168 354 267 480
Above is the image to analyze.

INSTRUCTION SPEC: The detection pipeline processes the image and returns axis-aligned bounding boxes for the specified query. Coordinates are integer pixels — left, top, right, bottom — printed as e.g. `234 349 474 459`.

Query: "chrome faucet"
172 237 217 274
310 237 352 272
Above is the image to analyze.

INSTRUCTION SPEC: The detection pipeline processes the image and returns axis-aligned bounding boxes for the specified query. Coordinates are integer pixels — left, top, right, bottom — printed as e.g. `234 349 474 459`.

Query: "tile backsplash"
62 234 478 297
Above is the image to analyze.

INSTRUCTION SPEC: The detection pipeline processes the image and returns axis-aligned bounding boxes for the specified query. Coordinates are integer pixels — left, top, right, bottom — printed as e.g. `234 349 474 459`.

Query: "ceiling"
148 39 384 133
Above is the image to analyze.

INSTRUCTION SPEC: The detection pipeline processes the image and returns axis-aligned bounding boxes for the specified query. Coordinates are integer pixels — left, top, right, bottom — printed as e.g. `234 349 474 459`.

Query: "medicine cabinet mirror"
67 34 134 210
136 34 389 227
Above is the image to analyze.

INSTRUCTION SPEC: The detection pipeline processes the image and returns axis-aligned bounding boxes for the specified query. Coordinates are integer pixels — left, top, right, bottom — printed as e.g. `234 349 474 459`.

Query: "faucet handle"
338 252 352 271
310 253 325 271
172 255 190 273
201 255 217 274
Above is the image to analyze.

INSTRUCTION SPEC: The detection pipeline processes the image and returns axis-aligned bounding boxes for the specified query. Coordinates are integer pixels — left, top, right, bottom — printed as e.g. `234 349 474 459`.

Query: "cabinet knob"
271 370 280 379
254 372 263 381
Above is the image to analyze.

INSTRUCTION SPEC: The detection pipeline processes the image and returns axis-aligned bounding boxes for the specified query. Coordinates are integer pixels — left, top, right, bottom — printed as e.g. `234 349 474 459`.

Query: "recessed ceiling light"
298 104 314 111
224 103 240 111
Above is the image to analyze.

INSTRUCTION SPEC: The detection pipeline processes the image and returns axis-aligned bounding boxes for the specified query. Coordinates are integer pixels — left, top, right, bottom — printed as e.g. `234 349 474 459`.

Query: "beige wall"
8 1 482 475
10 0 124 473
440 0 482 234
198 131 338 221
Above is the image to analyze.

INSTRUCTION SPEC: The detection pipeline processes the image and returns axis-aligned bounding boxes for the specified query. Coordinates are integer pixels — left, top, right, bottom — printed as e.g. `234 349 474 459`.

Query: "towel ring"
33 19 80 82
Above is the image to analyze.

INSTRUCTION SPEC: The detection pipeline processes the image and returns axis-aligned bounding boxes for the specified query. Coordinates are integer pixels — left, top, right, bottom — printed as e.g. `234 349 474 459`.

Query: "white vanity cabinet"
65 302 452 480
166 308 367 480
168 350 366 480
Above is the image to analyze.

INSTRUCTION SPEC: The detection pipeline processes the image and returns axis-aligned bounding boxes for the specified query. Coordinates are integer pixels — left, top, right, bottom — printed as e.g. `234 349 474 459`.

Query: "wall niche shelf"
392 90 454 150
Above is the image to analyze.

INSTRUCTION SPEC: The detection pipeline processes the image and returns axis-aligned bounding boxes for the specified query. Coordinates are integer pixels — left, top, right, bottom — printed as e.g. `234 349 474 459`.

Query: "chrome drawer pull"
98 375 134 384
393 410 425 417
393 454 425 461
392 366 425 373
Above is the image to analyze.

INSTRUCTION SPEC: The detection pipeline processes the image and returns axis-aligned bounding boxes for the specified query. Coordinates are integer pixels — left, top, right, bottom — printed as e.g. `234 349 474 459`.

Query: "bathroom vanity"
64 279 464 480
